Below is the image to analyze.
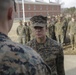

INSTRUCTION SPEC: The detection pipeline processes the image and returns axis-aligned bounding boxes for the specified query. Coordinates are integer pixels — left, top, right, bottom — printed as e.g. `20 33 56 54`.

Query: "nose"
36 28 41 32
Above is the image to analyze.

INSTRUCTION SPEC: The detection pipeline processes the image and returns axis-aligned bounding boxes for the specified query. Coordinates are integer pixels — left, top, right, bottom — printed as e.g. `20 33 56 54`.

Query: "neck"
36 36 46 43
0 22 8 35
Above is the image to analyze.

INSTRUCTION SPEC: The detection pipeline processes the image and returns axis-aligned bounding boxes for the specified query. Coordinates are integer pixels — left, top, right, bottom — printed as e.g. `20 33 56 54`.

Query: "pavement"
64 55 76 75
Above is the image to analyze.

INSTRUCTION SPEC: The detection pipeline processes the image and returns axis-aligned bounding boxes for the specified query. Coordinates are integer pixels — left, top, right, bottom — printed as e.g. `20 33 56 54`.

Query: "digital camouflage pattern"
16 24 26 44
22 25 31 43
16 24 24 36
27 36 65 75
48 21 56 40
0 32 51 75
62 18 68 44
68 21 76 35
55 21 64 44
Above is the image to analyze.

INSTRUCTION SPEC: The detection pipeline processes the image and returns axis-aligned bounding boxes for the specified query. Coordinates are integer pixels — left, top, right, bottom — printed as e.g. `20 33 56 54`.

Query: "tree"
62 7 76 15
55 0 64 8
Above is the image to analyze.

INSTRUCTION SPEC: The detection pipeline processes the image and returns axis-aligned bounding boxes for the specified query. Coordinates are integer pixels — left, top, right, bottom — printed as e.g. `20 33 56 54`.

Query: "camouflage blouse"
27 37 65 75
0 32 51 75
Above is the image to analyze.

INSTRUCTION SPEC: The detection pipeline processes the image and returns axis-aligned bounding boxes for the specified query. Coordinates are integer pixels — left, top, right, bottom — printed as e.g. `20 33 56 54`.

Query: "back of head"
24 22 27 26
0 2 52 75
19 20 23 24
0 0 16 34
0 0 16 21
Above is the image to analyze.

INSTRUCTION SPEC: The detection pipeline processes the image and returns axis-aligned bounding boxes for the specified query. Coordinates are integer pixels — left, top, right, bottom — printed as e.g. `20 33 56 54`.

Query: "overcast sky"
51 0 76 8
31 0 76 8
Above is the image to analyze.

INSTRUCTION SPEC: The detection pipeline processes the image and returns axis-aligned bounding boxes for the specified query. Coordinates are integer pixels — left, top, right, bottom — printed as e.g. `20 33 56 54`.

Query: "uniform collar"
0 32 10 40
35 36 50 45
33 36 51 49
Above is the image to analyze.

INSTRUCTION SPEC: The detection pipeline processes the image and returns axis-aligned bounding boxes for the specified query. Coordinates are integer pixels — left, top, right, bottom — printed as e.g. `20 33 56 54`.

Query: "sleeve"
26 42 30 46
16 27 19 35
56 46 65 75
55 23 57 33
67 22 71 34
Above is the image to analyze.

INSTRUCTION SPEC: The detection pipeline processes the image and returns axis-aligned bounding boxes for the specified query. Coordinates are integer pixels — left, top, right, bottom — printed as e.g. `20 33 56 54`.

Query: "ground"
64 55 76 75
63 45 76 55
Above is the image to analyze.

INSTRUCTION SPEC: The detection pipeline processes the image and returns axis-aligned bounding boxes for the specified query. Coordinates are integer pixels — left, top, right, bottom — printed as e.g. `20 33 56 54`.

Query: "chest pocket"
46 54 56 68
36 47 56 63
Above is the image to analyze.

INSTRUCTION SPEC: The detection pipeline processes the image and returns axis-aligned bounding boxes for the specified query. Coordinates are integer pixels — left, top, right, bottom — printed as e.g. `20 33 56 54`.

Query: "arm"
16 27 19 35
67 22 71 34
55 23 57 34
56 46 65 75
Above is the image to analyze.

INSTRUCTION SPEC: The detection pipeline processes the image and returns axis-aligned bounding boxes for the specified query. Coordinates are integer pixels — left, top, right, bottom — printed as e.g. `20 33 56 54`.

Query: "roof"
16 0 60 5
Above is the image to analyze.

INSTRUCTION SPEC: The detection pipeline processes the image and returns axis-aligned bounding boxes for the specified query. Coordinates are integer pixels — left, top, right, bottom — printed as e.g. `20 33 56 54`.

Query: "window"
34 5 36 10
28 13 31 17
34 13 36 15
47 12 49 16
28 5 30 10
51 5 53 10
20 4 22 10
46 6 48 10
40 5 42 10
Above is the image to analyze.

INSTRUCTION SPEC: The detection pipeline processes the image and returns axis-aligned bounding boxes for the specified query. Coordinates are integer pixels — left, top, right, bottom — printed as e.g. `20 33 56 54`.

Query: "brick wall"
15 2 61 19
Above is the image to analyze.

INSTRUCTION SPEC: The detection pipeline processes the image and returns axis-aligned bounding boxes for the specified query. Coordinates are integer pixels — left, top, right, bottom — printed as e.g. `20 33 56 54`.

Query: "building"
15 0 61 20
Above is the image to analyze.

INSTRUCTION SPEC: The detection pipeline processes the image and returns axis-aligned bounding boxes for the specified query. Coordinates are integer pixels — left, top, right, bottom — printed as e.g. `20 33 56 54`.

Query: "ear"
8 8 13 20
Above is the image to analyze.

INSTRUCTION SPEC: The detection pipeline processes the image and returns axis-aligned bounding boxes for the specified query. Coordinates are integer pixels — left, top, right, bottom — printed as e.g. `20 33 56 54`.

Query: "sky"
31 0 76 8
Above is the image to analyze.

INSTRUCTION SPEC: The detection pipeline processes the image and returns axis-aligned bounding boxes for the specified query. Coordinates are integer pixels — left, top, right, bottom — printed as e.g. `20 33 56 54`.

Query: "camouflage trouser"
30 34 34 40
56 34 64 45
63 31 67 44
70 34 76 49
46 62 57 75
18 36 26 45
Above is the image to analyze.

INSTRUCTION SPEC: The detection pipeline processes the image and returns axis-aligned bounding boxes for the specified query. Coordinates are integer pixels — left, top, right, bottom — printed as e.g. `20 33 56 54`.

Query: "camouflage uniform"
27 26 31 42
48 20 56 40
30 25 35 40
22 25 30 44
16 24 26 44
62 18 68 44
68 20 76 50
0 32 51 75
55 21 64 45
26 36 65 75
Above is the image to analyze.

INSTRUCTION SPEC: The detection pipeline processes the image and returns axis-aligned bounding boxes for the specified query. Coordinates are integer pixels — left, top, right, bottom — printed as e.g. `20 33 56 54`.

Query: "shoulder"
48 38 57 45
49 38 64 55
26 39 35 46
0 39 48 74
49 38 63 50
0 34 52 74
1 39 43 63
68 21 72 25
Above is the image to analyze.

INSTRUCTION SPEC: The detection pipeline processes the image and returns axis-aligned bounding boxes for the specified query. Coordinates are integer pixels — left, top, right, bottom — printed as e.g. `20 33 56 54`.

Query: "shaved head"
0 0 16 34
0 0 16 20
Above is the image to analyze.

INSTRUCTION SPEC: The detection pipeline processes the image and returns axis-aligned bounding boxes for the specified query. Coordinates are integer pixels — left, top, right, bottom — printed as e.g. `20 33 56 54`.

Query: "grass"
63 45 76 55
